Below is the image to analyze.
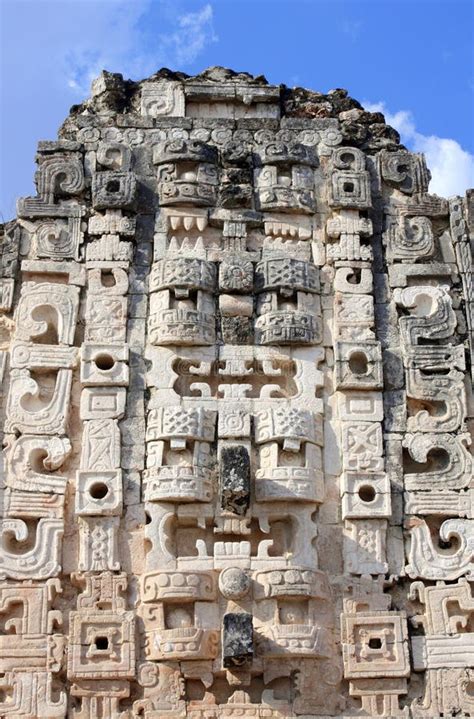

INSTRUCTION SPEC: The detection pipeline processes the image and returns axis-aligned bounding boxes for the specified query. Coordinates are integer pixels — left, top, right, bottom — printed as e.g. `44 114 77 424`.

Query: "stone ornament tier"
0 65 472 718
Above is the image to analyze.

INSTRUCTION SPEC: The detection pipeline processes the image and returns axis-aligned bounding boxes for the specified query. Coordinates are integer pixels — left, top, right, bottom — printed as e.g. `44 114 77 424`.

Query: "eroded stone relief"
0 66 472 717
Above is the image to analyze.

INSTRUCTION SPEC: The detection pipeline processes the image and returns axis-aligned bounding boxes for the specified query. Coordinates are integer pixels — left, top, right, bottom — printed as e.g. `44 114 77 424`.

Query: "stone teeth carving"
88 208 136 235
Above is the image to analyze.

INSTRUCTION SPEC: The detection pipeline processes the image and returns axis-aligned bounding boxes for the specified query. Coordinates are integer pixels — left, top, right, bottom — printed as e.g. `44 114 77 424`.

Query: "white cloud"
162 4 218 66
364 101 474 197
63 1 217 95
341 19 363 41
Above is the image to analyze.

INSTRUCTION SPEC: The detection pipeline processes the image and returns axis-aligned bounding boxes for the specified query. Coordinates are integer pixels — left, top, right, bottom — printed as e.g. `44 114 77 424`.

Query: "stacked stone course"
0 66 472 717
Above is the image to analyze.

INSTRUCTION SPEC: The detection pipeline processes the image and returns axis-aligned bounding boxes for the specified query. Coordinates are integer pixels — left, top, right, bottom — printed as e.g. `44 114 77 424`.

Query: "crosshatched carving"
0 66 472 718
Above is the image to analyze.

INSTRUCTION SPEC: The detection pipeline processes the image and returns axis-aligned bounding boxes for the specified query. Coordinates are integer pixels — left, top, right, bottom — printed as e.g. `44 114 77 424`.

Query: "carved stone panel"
2 67 472 718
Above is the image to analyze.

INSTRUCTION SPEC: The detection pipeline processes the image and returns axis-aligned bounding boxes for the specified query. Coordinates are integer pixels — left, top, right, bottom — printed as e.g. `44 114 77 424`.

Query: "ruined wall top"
60 66 403 153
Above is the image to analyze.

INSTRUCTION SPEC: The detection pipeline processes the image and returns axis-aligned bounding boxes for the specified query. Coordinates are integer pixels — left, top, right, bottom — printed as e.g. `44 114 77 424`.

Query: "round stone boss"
218 566 251 599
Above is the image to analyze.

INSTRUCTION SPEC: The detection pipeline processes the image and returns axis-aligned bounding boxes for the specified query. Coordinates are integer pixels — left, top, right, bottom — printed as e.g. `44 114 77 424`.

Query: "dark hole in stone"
95 353 115 371
343 181 354 193
340 152 355 166
101 271 116 287
90 482 109 500
347 268 361 284
368 637 382 649
95 636 109 650
358 485 376 503
106 180 120 193
348 352 369 376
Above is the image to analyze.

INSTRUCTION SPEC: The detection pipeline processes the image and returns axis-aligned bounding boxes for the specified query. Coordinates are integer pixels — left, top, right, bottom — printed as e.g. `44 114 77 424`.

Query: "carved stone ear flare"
1 67 472 717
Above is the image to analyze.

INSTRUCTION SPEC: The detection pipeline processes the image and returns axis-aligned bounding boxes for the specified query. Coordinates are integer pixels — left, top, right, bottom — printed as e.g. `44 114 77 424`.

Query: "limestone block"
80 343 129 386
141 81 185 117
91 171 137 210
75 469 123 516
80 386 126 420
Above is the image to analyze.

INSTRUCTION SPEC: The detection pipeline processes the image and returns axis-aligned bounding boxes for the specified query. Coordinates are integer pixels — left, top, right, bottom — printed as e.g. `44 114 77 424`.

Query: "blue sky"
1 0 473 220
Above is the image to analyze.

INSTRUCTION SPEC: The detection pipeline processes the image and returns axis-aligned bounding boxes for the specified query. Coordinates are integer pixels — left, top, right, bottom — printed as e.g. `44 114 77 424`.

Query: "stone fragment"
222 612 253 668
220 445 251 515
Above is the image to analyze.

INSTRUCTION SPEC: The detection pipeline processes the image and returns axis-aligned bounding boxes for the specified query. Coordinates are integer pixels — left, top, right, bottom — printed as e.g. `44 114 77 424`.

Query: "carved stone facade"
0 66 473 717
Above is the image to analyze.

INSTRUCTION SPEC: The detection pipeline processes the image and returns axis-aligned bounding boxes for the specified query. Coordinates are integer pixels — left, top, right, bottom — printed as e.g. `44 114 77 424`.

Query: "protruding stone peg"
220 445 250 515
222 612 253 668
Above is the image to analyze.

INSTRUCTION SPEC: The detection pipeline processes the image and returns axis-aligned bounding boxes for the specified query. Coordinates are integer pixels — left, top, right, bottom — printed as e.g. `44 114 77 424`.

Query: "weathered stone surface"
219 444 251 515
222 612 253 668
0 65 472 718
